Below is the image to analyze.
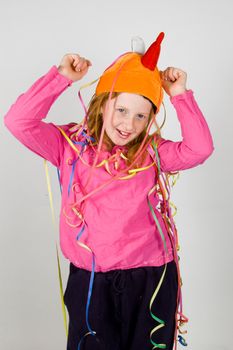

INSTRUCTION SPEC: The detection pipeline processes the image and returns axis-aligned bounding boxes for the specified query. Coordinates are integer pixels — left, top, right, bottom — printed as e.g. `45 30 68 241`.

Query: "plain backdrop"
1 0 232 349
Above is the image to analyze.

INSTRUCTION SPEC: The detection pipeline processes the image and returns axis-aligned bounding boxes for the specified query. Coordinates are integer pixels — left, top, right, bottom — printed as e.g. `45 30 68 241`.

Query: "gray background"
1 0 232 349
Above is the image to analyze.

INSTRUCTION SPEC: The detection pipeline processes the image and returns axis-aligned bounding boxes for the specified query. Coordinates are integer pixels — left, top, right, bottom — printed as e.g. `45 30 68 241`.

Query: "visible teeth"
118 130 130 136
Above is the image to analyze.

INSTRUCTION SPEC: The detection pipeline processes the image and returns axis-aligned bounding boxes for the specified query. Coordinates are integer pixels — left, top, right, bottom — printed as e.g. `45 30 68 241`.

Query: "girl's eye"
137 114 146 120
117 108 125 113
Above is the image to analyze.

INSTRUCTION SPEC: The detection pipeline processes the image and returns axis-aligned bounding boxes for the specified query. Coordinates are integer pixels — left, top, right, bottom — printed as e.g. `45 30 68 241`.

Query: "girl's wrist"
169 88 188 97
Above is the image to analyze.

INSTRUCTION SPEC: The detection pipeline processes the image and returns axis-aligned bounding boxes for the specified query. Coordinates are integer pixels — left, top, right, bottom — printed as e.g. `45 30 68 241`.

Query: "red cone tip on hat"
141 32 165 71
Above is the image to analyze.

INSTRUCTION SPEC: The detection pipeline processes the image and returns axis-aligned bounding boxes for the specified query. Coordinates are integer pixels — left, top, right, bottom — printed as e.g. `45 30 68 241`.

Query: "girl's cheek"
113 115 122 125
136 119 147 129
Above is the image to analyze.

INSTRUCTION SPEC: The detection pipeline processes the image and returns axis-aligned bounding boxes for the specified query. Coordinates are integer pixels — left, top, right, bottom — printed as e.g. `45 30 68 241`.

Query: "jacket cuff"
170 89 194 104
50 65 74 87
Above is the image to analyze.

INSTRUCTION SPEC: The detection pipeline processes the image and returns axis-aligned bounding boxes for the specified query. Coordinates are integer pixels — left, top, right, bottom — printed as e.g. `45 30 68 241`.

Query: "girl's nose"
124 117 135 132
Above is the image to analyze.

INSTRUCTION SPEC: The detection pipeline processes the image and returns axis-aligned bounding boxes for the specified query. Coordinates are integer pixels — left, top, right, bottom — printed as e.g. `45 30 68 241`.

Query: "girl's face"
101 92 153 146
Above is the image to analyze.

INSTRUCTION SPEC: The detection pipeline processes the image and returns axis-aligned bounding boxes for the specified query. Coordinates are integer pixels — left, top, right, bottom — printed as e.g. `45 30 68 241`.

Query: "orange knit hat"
95 32 165 113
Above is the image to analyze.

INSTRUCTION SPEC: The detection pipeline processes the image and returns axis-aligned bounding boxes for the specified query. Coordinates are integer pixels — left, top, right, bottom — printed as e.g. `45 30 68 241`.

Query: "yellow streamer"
149 263 168 349
43 159 68 338
57 125 156 180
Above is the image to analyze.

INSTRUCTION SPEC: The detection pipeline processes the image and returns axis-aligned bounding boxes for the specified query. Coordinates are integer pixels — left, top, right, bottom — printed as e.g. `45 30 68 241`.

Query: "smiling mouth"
116 129 131 138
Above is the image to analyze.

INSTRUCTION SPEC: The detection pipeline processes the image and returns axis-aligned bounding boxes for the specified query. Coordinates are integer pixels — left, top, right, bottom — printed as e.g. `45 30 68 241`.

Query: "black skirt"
64 259 178 350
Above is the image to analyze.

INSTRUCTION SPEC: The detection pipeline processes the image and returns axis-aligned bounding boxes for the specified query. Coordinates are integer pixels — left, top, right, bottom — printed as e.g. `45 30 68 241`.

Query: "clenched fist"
58 53 92 82
160 67 188 97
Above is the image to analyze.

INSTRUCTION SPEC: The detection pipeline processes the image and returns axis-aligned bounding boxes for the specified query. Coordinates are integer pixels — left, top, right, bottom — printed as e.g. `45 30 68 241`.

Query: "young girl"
4 32 214 350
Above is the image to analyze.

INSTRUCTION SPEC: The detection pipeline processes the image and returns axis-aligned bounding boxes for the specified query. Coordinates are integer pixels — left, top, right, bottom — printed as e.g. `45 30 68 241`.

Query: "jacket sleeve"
3 65 74 167
157 89 214 172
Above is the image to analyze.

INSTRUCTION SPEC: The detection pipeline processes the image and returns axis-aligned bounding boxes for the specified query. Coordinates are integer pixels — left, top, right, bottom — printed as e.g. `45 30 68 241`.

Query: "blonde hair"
85 91 161 167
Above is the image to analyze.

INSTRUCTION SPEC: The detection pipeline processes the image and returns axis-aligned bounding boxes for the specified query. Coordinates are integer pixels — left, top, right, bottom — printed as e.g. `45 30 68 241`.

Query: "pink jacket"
4 65 214 272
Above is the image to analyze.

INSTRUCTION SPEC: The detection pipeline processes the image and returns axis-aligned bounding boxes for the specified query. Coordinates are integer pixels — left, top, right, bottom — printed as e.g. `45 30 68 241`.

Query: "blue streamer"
81 130 96 142
76 224 85 240
68 157 79 197
178 335 188 346
76 224 97 349
56 168 62 193
67 141 87 197
85 254 96 334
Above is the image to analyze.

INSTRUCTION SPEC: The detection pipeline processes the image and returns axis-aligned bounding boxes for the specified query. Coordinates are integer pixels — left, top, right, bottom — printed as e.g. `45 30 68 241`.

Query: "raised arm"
156 89 214 172
156 67 214 172
4 54 92 167
3 66 73 167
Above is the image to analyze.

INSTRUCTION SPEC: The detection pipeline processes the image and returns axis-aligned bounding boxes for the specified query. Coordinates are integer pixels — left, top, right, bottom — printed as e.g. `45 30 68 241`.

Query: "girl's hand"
159 67 188 97
58 53 92 82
